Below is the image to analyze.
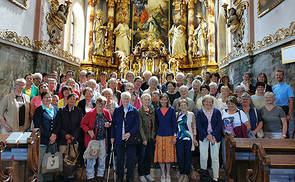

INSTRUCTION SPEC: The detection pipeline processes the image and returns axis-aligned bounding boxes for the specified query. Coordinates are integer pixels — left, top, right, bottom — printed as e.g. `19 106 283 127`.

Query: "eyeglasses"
44 96 52 99
97 103 106 106
122 98 130 100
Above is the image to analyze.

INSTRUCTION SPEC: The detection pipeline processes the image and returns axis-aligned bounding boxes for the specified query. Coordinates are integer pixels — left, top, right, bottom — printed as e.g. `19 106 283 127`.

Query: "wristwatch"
282 134 286 137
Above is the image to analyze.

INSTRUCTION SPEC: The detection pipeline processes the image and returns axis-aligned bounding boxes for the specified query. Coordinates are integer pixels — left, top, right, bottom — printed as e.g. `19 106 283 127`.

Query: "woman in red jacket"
81 96 112 182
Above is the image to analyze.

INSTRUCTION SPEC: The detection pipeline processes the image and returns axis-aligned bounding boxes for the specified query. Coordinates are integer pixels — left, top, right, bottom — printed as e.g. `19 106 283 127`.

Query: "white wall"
0 0 37 40
254 0 295 42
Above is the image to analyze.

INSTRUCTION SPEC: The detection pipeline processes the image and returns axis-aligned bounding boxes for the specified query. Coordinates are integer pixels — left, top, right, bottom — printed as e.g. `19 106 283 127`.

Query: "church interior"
1 0 295 181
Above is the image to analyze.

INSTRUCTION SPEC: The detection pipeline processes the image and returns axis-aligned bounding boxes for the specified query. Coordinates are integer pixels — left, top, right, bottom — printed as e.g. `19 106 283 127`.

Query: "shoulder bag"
41 143 63 174
63 143 80 176
254 108 264 138
123 108 142 145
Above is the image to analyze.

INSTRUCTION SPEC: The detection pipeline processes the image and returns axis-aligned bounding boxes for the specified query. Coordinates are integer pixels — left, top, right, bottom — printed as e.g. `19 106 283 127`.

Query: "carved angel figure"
94 10 107 55
226 1 248 48
46 0 71 45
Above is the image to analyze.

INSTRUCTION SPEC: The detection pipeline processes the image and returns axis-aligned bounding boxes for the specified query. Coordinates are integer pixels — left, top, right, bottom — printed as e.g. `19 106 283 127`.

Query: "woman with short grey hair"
0 78 30 133
143 76 161 95
102 88 118 116
260 91 287 139
185 73 194 90
120 83 142 109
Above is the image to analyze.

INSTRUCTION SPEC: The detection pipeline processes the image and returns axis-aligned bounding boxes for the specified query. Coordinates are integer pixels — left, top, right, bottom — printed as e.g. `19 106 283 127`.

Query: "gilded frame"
257 0 284 18
281 44 295 64
8 0 27 10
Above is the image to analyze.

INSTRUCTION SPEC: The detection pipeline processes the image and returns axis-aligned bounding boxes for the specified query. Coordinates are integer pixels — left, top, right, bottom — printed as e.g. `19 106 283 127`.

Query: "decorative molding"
8 0 27 10
0 29 80 66
219 21 295 67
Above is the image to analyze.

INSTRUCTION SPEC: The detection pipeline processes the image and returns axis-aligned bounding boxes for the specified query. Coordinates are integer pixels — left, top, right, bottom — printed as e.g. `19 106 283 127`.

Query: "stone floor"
74 166 226 182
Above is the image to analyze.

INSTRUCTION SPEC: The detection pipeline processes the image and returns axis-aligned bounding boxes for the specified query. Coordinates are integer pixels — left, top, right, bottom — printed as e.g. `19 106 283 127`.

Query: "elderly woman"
30 82 49 118
222 96 251 137
0 78 30 133
141 70 153 91
218 75 234 93
234 85 245 106
33 91 59 182
58 93 83 179
23 73 39 101
81 79 101 101
81 96 112 181
120 71 135 92
151 91 161 110
33 73 43 88
143 76 161 95
238 92 264 138
102 88 118 116
188 79 202 104
58 86 73 108
119 82 142 109
260 92 287 139
108 78 121 104
111 92 139 182
138 93 157 182
185 73 194 90
175 72 185 91
133 76 143 98
216 86 230 112
154 93 177 182
251 82 266 111
58 78 80 99
197 95 222 182
78 87 96 116
176 99 198 182
209 82 219 98
165 81 180 105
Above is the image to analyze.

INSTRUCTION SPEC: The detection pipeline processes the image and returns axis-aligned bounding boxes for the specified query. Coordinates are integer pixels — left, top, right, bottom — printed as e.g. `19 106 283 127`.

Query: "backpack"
83 140 100 160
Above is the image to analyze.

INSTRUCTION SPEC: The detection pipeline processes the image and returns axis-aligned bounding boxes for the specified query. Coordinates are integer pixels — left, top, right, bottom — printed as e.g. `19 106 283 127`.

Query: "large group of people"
0 69 293 182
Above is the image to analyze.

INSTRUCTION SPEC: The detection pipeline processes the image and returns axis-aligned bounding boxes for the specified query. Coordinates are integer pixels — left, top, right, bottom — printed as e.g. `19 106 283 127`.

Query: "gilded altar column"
85 0 95 62
187 0 195 64
208 0 215 63
106 0 115 58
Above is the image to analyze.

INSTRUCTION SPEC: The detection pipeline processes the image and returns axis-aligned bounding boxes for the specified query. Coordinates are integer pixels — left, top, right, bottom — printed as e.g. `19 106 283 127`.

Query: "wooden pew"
246 143 295 182
0 128 40 182
225 133 295 182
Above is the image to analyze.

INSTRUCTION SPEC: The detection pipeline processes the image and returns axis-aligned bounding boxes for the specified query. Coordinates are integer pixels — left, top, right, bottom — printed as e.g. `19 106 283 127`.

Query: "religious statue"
193 13 208 57
224 1 249 48
168 24 187 57
94 10 107 55
113 16 132 56
46 0 71 45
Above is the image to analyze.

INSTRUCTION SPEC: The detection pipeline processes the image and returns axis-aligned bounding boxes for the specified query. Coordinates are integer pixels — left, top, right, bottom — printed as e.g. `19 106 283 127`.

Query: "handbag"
41 144 63 174
122 107 142 145
254 108 264 138
83 140 100 159
63 143 79 176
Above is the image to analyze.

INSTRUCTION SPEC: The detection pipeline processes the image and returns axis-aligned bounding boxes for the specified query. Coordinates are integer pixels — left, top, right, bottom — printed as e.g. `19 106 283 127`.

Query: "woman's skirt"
154 135 177 163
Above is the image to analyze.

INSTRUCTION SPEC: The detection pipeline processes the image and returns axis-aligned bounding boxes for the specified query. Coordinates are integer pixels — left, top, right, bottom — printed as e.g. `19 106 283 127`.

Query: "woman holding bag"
33 91 59 182
81 96 112 182
58 93 83 180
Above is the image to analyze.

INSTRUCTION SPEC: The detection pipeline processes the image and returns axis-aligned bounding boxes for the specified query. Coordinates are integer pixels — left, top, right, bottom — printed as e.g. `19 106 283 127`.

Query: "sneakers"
160 175 166 182
166 175 171 182
139 176 147 182
145 174 155 181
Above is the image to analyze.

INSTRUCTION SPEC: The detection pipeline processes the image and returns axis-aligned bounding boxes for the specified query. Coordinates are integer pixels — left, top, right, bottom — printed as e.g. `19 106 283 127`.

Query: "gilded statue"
193 13 208 57
94 10 107 55
113 16 132 56
168 24 187 57
225 1 249 48
46 0 71 45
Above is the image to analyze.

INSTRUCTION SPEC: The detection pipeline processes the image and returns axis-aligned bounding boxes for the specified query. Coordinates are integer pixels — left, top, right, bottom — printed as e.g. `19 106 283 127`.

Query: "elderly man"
172 85 197 114
188 79 202 104
33 73 42 87
59 70 80 92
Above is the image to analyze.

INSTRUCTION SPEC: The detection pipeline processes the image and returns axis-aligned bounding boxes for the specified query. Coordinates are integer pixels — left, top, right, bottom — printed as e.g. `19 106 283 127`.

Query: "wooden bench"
225 133 295 182
0 128 40 182
246 143 295 182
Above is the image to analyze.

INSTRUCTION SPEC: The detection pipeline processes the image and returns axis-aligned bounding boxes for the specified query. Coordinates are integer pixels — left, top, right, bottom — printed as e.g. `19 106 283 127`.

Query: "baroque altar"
81 0 218 80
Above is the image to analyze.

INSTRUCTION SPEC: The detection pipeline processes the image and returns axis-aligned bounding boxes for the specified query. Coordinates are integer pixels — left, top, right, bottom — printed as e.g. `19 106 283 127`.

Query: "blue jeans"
138 140 155 176
176 139 192 175
115 143 136 181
